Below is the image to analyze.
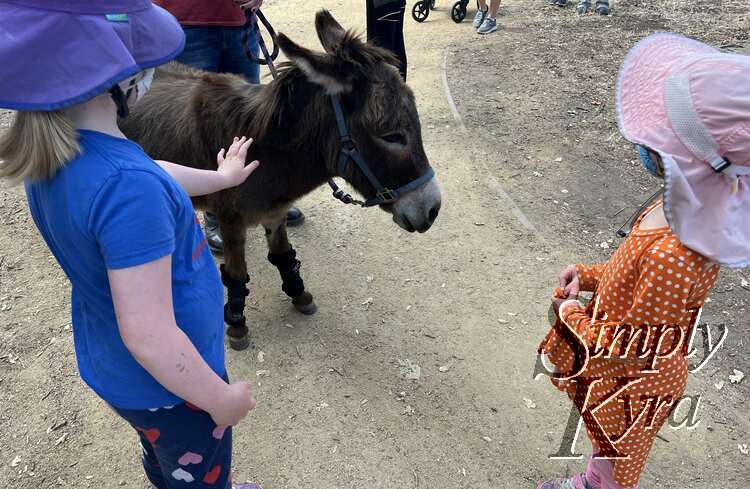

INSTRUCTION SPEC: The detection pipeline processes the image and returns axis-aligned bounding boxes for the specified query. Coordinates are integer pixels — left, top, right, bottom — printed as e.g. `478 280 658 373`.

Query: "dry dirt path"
0 1 747 488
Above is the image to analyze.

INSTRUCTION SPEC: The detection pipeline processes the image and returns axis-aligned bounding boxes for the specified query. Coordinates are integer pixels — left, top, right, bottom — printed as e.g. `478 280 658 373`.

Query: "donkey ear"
315 9 347 54
277 33 353 95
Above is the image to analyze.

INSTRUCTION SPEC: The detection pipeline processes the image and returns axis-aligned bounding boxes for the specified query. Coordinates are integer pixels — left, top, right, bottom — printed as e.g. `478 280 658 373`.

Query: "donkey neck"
238 81 339 199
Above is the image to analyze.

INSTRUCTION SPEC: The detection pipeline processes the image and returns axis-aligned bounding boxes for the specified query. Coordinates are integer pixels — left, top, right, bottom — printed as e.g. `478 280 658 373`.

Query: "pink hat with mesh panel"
617 33 750 268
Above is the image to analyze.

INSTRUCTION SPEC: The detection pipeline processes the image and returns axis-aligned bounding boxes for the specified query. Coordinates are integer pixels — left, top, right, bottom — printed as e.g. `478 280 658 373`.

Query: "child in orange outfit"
538 33 750 489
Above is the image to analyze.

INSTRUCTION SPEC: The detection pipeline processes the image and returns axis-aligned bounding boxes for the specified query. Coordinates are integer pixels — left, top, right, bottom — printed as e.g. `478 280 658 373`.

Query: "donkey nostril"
428 205 440 223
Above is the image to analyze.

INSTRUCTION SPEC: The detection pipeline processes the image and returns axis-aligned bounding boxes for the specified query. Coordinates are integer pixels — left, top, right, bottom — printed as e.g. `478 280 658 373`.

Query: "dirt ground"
1 0 748 488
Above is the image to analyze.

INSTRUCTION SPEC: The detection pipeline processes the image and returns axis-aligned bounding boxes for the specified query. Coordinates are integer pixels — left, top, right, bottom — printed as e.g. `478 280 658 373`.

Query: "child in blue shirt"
0 2 260 487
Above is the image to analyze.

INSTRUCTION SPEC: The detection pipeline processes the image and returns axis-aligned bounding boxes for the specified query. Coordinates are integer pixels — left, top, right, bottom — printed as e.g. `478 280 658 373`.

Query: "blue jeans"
177 26 260 83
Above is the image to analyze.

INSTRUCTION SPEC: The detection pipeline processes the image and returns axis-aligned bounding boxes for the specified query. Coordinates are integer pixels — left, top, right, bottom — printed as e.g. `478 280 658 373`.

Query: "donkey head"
277 10 441 233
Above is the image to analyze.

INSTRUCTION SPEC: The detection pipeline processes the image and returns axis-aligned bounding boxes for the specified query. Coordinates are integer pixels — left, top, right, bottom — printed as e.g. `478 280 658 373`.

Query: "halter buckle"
377 188 397 203
341 136 356 152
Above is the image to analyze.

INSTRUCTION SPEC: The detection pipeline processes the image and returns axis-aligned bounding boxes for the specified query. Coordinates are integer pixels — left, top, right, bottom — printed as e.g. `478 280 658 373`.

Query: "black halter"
244 10 435 208
328 95 434 207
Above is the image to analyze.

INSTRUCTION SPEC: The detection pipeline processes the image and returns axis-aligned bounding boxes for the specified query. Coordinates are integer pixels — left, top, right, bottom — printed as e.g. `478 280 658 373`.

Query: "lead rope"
243 10 364 207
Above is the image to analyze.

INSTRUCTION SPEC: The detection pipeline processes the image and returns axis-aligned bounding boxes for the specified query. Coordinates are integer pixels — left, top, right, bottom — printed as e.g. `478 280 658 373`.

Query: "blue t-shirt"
25 130 225 409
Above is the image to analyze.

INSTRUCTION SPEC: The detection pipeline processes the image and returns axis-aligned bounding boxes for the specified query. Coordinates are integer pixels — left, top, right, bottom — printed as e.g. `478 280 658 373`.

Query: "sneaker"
476 17 497 34
537 474 590 489
204 211 224 255
472 6 488 29
595 0 609 14
553 0 568 6
576 0 591 12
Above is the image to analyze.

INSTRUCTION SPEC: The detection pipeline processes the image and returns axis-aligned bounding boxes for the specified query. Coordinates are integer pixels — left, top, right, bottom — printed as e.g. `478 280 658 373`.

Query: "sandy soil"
0 0 748 488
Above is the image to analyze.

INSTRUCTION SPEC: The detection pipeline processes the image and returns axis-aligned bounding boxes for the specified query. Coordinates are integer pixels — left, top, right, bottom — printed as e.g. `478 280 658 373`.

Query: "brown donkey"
120 10 441 350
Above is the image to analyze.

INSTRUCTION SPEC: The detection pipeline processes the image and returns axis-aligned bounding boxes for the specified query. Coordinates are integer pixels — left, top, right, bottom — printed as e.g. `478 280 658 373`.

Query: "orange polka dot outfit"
539 202 719 488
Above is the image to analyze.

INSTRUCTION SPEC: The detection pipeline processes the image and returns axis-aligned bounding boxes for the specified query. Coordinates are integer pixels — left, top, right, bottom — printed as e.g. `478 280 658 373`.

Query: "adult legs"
366 0 408 80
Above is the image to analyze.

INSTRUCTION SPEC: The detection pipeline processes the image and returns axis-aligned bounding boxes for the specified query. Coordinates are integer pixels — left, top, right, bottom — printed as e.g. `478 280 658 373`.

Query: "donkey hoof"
293 292 317 315
226 326 251 351
228 334 251 351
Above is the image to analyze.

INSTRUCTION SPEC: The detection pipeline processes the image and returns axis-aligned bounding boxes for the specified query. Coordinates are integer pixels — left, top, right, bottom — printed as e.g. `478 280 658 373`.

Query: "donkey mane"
245 27 400 145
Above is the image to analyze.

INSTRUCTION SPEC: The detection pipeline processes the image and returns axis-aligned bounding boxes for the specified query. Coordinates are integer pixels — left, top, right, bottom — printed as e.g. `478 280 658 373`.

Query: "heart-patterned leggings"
112 402 233 488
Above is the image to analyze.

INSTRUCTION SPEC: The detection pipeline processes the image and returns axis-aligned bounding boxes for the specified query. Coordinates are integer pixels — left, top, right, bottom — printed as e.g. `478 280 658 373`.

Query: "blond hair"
0 111 80 182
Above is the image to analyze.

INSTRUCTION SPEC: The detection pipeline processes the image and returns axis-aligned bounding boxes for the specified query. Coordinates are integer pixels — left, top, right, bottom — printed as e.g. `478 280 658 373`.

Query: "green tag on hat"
106 13 129 22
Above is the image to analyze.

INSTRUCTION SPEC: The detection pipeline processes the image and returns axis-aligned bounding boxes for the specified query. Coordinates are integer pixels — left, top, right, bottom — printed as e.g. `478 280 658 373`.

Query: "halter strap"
329 95 434 207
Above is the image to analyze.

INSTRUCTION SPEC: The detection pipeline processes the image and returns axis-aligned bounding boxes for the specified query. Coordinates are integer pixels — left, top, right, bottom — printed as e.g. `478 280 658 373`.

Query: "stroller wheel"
451 0 467 22
430 0 437 8
412 1 430 22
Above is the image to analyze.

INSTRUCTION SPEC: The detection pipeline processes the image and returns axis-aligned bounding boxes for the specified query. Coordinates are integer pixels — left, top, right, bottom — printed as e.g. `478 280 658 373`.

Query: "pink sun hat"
617 33 750 268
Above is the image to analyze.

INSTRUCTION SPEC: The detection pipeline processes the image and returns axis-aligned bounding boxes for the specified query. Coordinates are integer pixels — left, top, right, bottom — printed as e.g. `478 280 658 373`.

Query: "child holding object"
0 1 262 487
538 33 750 489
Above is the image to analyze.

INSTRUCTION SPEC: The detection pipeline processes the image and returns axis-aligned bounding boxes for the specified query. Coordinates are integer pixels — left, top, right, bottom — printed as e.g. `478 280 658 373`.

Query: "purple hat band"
0 1 185 111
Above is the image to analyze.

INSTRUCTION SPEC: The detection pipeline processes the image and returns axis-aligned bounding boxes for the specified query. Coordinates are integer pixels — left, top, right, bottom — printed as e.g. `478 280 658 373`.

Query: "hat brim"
0 3 185 111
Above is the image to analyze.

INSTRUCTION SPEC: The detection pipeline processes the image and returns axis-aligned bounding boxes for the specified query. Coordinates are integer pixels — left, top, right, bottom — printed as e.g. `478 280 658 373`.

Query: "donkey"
120 10 441 350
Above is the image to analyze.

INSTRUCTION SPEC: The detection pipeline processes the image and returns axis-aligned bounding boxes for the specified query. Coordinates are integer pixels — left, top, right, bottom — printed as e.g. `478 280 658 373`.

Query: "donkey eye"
380 132 407 146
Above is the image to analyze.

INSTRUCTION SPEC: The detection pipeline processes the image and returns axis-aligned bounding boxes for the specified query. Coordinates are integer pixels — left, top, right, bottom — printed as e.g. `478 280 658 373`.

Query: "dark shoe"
576 0 591 13
204 212 224 255
554 0 568 6
286 207 305 227
595 0 609 14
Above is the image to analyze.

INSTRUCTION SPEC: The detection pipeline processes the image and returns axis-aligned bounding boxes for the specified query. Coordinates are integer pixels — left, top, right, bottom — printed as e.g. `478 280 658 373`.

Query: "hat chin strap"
109 84 130 118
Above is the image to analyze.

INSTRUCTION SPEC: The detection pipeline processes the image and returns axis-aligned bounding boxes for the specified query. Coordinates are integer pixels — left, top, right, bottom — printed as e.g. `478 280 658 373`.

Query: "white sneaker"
472 7 488 29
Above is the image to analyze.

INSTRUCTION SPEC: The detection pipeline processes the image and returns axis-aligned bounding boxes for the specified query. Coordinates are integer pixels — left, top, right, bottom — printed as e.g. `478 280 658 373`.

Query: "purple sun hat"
0 0 185 111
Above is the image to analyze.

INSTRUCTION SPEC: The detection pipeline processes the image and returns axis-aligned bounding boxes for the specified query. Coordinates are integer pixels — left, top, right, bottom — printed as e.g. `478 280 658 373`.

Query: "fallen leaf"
523 398 537 409
729 369 745 384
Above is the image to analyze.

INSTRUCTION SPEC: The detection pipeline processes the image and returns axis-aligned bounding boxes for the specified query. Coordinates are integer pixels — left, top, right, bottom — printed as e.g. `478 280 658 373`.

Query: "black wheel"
412 1 430 22
430 0 437 8
451 1 467 22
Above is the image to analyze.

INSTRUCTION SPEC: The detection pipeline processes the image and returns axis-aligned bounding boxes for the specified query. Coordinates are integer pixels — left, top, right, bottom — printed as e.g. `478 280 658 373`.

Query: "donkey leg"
263 219 317 315
219 215 252 351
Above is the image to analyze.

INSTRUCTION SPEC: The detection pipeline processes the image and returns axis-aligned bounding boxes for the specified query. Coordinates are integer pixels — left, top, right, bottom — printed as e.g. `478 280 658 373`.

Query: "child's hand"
217 136 260 189
210 381 256 427
558 265 579 299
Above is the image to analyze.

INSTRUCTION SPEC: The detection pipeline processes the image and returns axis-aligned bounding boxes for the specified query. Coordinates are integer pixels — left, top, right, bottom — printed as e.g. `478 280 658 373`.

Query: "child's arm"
108 255 255 426
155 137 259 197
